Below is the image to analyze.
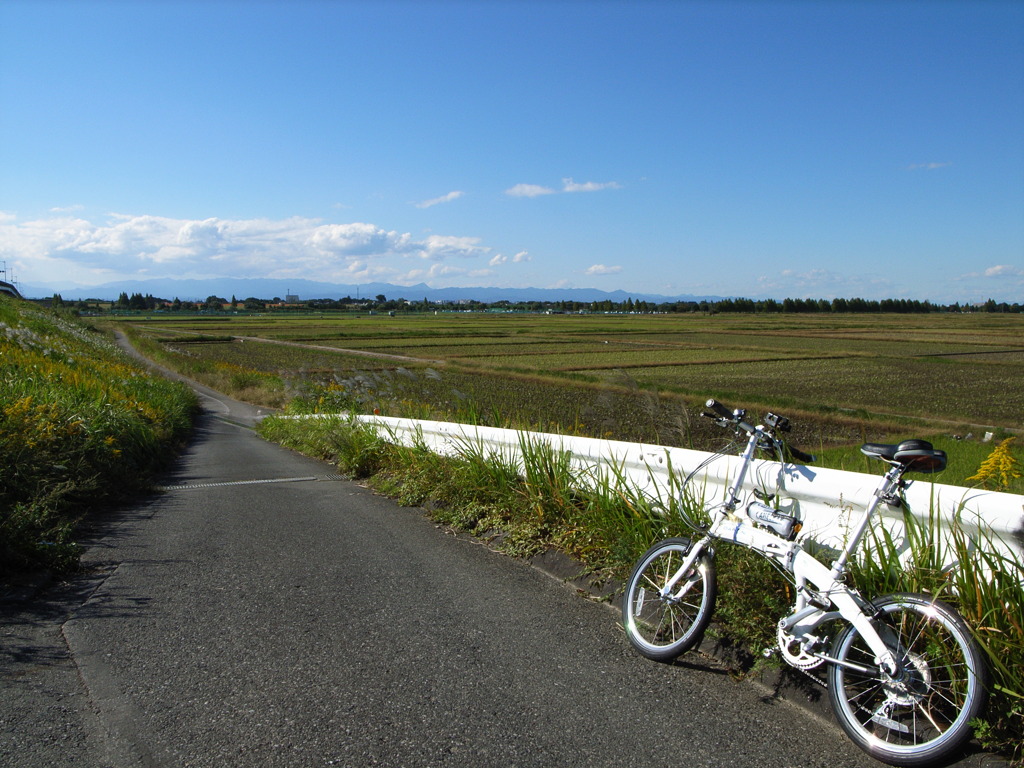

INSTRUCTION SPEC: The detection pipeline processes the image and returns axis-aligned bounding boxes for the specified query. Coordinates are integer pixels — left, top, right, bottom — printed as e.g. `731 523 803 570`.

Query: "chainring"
777 621 826 670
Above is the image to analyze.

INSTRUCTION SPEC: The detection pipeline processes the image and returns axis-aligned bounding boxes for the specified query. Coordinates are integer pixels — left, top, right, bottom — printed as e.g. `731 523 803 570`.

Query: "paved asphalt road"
1 362 1001 767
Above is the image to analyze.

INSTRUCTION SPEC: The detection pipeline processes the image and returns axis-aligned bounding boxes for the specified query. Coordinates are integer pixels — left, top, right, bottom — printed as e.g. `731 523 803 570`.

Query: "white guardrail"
309 414 1023 568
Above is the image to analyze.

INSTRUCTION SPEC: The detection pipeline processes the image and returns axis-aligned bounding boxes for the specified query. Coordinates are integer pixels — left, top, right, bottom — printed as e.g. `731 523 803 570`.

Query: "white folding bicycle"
622 399 988 767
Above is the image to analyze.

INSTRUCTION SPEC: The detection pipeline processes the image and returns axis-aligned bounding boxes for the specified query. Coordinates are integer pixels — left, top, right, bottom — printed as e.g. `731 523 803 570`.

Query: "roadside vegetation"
0 296 197 575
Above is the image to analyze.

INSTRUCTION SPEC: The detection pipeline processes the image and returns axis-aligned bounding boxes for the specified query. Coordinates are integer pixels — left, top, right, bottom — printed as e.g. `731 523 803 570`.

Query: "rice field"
117 311 1024 436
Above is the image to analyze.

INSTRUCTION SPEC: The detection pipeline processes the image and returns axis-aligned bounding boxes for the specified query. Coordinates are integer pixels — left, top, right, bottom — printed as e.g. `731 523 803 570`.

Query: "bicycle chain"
796 663 828 689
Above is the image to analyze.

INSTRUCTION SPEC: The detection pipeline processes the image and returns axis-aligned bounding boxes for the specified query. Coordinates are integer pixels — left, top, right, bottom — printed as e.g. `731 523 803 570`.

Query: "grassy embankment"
0 297 197 575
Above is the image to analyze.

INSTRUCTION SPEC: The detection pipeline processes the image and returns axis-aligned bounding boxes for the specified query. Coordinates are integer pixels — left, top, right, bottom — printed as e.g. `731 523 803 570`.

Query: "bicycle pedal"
762 645 779 658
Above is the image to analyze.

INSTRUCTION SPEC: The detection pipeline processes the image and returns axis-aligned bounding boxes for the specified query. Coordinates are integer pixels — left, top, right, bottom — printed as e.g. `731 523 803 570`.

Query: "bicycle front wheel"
826 593 988 767
622 538 717 662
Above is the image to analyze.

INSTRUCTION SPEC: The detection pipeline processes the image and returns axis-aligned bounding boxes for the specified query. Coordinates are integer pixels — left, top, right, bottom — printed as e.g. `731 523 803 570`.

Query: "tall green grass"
1 298 197 574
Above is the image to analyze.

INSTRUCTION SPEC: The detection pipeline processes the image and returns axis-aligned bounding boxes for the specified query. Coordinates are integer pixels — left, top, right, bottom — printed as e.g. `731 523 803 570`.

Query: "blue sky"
2 0 1022 302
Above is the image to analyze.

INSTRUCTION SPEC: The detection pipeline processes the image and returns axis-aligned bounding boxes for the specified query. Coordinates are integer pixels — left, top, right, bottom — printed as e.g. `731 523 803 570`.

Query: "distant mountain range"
22 277 722 305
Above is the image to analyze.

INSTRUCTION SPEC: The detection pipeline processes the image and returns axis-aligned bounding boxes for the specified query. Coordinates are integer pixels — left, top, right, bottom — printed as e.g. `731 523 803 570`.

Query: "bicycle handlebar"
704 398 733 420
702 398 815 464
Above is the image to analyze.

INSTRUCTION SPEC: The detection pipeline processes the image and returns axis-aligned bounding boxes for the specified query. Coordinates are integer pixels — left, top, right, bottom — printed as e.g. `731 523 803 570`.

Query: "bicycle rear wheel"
826 593 988 767
622 538 717 662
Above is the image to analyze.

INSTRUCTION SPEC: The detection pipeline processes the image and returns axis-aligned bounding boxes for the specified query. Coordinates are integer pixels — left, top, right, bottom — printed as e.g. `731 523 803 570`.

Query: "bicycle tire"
622 538 717 662
826 592 988 767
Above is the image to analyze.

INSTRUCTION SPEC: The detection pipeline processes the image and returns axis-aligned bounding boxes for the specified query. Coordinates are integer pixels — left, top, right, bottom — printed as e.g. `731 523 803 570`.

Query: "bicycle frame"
626 405 988 765
662 419 902 676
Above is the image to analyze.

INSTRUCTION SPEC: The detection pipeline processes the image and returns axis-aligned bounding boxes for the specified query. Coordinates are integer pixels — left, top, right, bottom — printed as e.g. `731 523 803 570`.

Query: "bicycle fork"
660 536 713 601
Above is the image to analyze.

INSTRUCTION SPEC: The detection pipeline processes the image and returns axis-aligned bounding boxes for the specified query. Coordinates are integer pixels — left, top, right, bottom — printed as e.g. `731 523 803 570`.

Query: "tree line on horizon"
49 291 1023 315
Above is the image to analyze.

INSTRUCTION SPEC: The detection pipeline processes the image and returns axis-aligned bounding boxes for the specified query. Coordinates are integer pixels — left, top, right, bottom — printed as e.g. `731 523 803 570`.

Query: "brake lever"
701 412 734 428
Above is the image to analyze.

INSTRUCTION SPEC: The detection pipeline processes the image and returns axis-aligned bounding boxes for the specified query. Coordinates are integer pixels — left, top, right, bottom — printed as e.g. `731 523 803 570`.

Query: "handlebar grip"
705 399 733 419
786 445 816 464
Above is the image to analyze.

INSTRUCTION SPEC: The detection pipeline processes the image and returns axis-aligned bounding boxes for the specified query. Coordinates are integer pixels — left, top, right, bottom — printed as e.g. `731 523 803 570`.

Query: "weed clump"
966 437 1021 490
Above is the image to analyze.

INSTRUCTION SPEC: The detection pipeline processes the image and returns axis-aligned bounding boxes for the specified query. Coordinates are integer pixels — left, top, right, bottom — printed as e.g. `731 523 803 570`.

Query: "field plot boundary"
553 353 847 372
234 335 446 365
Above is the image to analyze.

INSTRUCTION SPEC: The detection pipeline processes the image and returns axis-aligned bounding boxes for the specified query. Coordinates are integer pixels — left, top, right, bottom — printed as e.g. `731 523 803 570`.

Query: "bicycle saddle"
860 439 947 473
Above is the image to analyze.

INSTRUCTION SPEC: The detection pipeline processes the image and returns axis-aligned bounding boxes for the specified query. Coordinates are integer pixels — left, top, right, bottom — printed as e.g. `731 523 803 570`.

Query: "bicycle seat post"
828 462 905 581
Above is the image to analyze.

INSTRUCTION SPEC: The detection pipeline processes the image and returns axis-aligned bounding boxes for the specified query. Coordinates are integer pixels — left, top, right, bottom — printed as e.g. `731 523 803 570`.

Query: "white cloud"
584 264 622 276
983 264 1022 277
415 190 464 208
562 177 620 192
397 262 481 283
955 264 1024 282
412 234 490 261
754 268 890 298
0 211 501 286
308 222 412 257
506 179 619 197
489 250 530 267
505 183 556 198
906 162 952 171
